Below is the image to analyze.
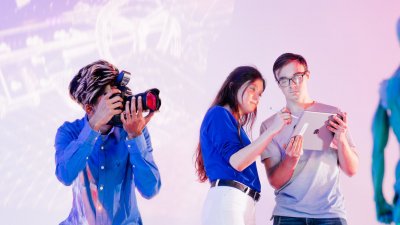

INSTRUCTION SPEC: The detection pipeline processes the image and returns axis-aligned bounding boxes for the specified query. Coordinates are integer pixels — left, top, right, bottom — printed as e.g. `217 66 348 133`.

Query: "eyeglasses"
277 71 308 87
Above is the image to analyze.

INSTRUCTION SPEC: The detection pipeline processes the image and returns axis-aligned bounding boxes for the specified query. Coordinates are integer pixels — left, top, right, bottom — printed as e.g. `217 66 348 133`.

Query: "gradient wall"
0 0 399 224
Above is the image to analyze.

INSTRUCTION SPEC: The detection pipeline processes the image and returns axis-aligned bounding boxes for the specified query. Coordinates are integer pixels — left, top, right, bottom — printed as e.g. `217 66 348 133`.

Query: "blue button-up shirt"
54 116 161 225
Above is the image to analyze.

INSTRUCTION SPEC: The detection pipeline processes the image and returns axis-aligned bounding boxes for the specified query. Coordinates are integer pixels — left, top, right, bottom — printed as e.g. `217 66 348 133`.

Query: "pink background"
0 0 399 224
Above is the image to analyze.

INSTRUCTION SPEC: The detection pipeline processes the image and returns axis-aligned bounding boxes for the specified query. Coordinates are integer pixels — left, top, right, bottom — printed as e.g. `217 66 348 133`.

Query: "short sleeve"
260 121 282 161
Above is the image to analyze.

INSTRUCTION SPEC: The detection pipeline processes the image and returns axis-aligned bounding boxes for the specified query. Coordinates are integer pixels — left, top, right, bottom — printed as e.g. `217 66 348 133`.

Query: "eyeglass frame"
276 71 309 87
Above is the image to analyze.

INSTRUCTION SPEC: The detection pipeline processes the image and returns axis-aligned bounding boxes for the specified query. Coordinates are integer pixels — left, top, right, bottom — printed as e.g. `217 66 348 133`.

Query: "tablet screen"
291 111 335 151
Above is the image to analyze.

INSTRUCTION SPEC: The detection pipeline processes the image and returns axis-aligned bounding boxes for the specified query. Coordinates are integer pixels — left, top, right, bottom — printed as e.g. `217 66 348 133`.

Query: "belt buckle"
254 192 260 202
213 179 260 202
241 184 258 202
244 187 250 195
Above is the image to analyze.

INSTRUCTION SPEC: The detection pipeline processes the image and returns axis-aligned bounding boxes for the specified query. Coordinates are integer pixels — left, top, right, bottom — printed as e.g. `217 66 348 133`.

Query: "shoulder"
57 117 86 135
204 106 234 122
201 105 237 131
386 70 400 103
207 105 230 117
260 113 277 130
311 102 340 114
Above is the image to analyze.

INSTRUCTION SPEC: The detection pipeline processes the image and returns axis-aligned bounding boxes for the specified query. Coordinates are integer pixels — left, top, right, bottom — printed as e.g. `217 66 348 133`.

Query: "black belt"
210 179 261 202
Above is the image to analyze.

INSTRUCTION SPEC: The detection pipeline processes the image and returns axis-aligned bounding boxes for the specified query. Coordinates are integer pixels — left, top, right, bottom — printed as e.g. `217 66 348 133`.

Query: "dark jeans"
273 216 348 225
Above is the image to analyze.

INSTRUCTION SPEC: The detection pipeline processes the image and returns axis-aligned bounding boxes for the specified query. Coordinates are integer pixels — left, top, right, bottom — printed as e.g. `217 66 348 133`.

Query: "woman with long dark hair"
195 66 302 225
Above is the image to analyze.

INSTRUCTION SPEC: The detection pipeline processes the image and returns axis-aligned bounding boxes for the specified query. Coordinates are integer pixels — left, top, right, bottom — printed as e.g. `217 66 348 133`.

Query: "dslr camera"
108 70 161 127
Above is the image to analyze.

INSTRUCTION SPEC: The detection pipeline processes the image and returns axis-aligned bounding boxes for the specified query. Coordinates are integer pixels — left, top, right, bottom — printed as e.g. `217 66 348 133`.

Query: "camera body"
108 70 161 127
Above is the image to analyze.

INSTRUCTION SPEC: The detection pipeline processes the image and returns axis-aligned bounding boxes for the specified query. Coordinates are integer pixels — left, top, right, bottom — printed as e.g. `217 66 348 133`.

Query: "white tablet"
291 111 335 151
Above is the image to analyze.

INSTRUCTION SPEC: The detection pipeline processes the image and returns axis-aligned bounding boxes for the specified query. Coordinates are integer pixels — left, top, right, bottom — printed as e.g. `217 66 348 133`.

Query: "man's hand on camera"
89 89 123 132
121 96 154 139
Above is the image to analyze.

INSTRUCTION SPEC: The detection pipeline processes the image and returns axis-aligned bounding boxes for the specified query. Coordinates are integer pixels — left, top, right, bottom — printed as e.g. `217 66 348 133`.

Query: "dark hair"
272 53 308 81
69 60 131 106
195 66 265 182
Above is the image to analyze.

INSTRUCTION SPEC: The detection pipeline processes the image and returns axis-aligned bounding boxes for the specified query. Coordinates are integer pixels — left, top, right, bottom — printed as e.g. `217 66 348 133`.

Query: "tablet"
291 111 335 151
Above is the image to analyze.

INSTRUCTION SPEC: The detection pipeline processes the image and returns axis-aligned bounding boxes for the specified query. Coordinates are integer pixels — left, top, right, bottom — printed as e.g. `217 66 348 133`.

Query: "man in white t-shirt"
260 53 359 225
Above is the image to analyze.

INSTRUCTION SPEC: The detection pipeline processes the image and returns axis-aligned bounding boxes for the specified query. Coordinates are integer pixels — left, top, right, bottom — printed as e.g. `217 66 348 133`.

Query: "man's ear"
84 104 94 116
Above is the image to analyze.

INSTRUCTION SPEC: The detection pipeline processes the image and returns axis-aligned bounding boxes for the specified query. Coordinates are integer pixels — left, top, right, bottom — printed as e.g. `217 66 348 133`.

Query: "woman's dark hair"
272 53 308 81
195 66 265 182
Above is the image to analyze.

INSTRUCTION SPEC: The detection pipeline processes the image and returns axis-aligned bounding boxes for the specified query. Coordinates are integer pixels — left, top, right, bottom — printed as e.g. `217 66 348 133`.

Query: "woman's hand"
269 107 292 135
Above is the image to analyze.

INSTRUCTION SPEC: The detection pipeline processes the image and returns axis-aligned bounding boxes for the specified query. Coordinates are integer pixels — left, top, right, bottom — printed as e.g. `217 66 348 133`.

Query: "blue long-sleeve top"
200 106 261 192
54 115 161 225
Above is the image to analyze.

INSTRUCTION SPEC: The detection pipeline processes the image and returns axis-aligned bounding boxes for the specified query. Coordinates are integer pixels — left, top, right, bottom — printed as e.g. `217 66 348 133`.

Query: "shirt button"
86 157 89 160
101 165 105 170
99 185 104 191
101 146 104 150
127 145 131 148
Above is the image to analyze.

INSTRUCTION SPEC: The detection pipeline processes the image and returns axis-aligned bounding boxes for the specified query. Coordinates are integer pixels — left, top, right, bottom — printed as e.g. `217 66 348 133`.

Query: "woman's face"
237 78 264 116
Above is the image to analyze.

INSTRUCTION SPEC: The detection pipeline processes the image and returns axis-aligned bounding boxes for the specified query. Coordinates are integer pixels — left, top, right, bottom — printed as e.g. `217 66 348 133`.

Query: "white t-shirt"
260 102 356 219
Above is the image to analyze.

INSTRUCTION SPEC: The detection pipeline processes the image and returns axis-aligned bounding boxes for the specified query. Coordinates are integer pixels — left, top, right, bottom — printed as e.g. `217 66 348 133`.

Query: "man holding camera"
54 60 161 225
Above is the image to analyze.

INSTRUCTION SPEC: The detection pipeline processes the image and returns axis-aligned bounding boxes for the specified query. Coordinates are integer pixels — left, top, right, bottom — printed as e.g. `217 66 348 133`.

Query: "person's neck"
99 125 113 135
223 105 242 123
286 96 315 114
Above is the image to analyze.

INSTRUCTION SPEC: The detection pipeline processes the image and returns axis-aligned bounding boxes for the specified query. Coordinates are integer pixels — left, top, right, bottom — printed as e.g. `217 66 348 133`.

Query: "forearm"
55 124 99 185
130 151 161 198
267 157 298 190
337 138 359 176
372 150 385 201
229 128 278 171
372 145 385 202
127 130 161 198
56 144 92 185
